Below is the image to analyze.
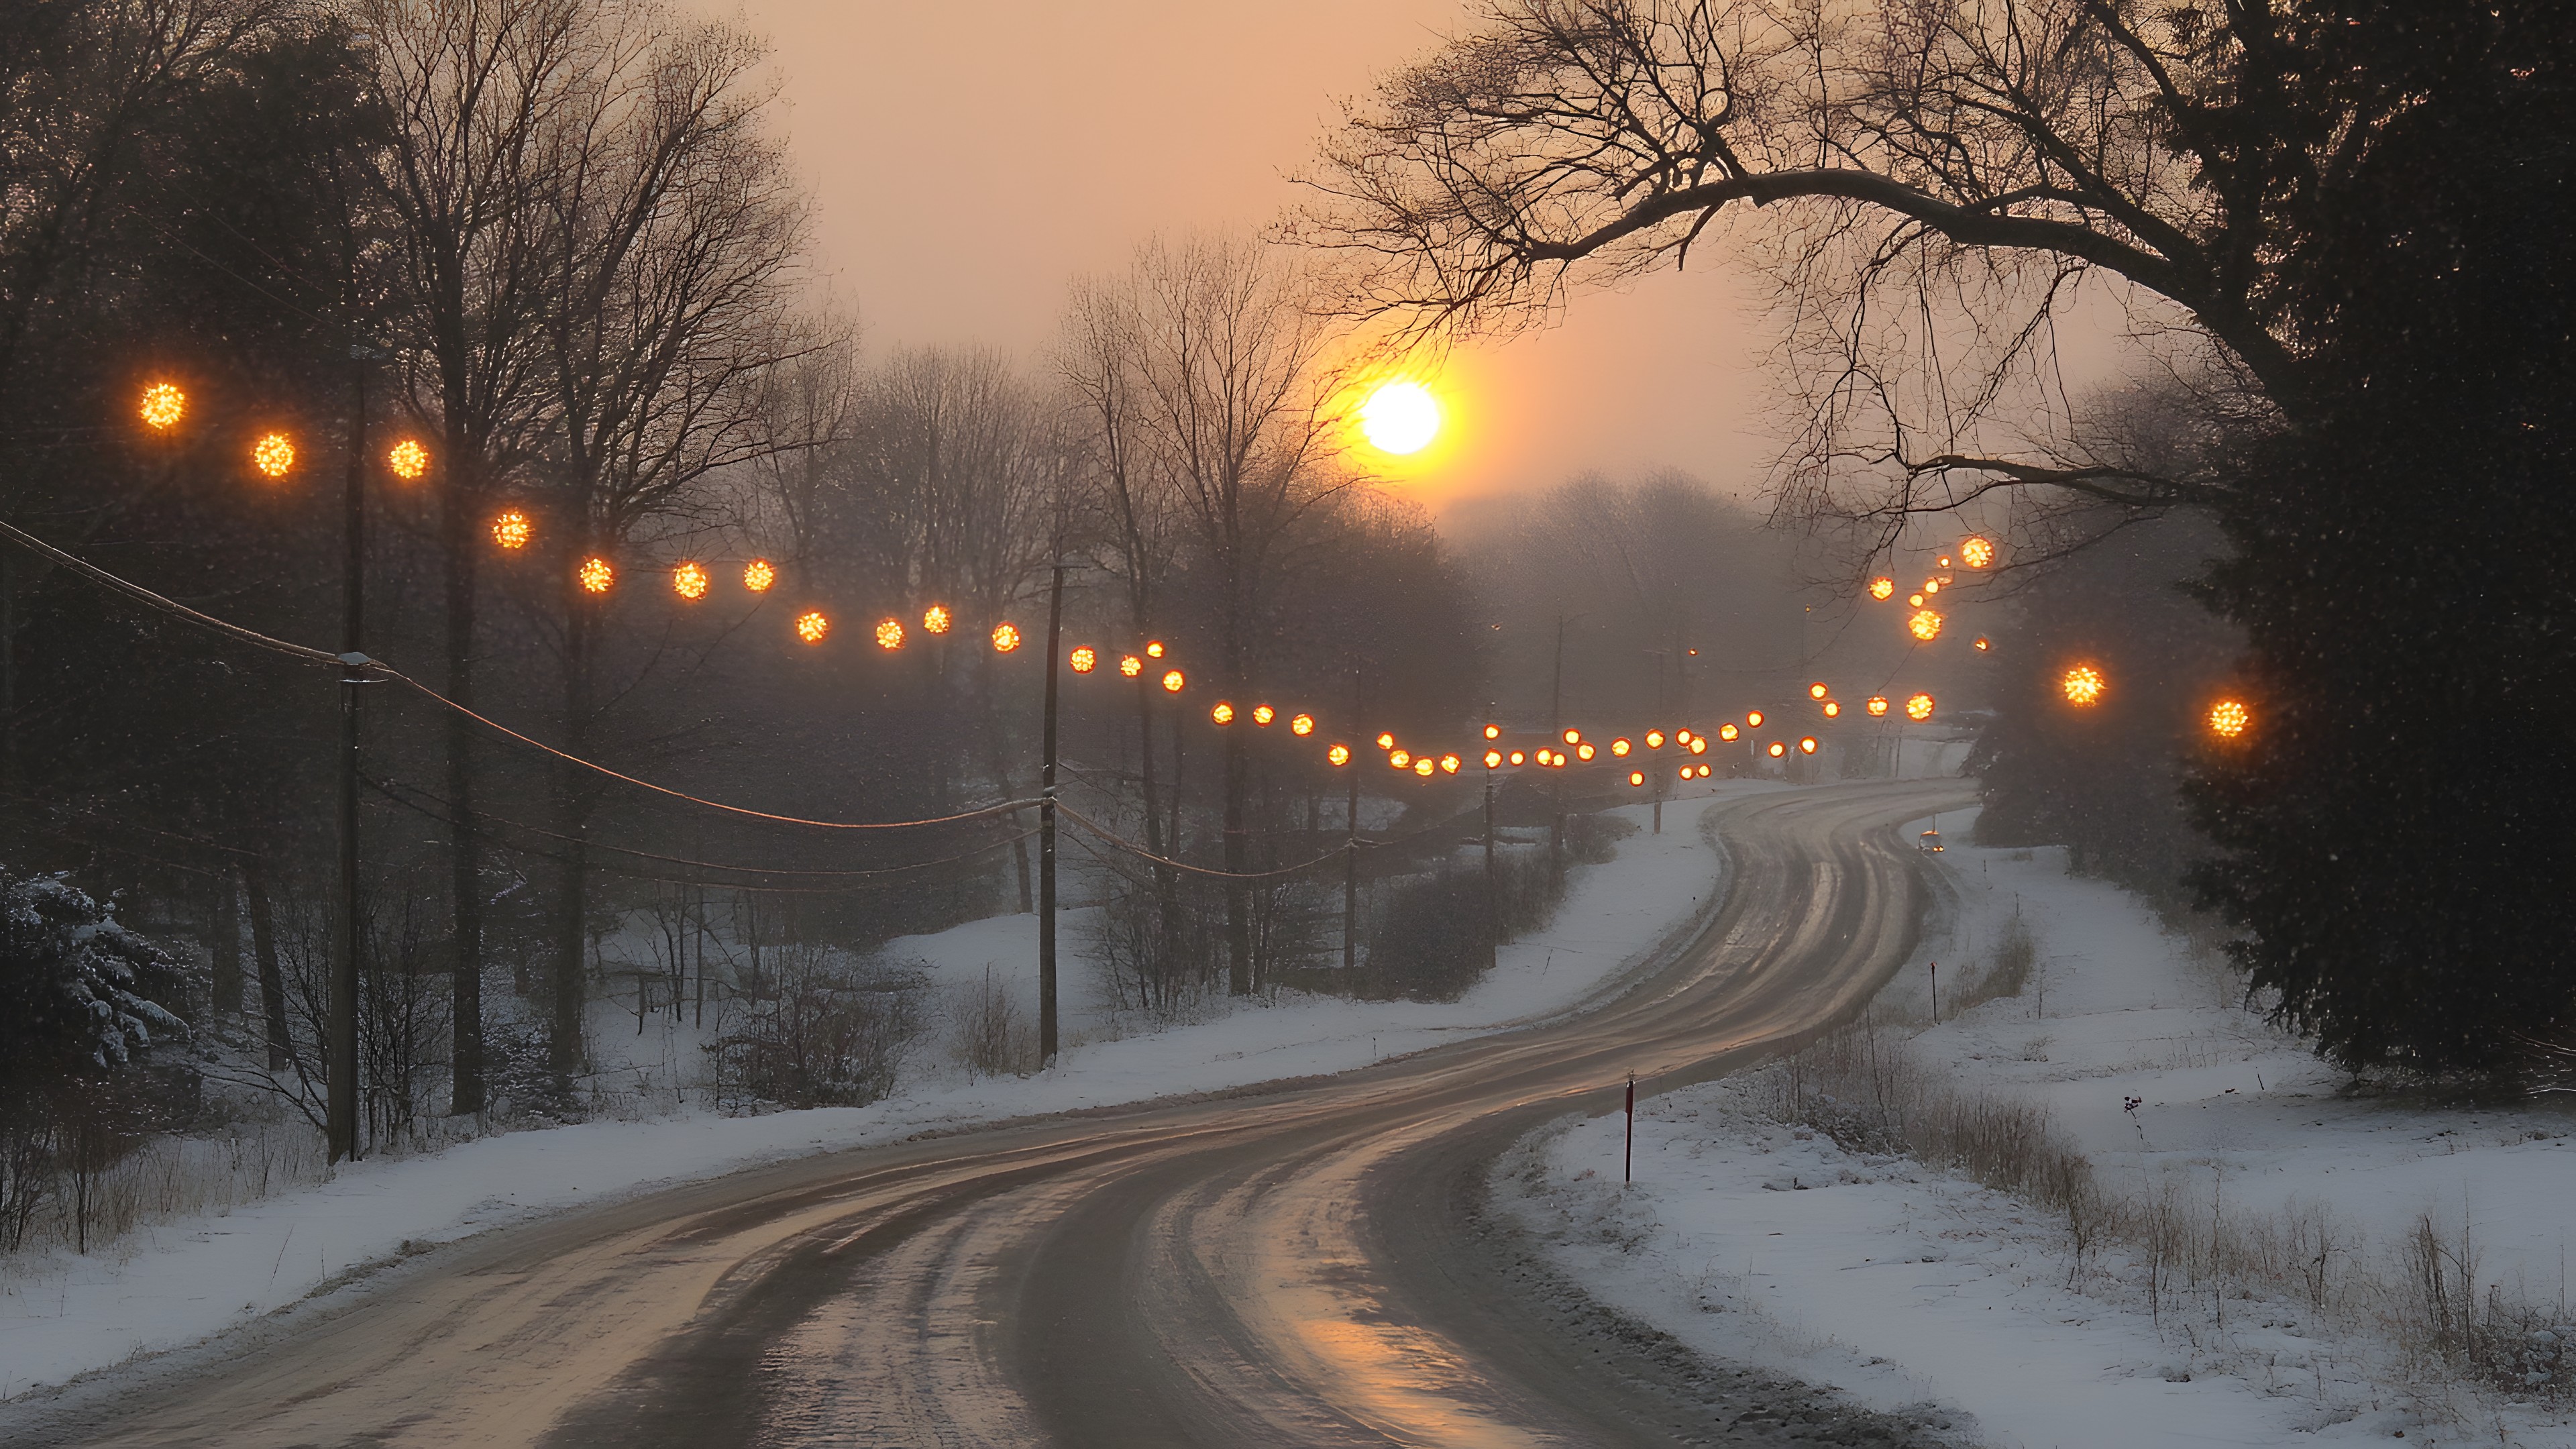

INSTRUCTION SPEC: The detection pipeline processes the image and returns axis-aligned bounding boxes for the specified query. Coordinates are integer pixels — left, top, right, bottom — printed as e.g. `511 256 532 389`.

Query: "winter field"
1509 807 2576 1448
0 779 1780 1402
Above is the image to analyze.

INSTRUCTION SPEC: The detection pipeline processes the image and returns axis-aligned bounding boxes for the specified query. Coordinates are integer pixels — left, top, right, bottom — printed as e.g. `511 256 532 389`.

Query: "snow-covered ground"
0 780 1776 1401
1509 806 2576 1447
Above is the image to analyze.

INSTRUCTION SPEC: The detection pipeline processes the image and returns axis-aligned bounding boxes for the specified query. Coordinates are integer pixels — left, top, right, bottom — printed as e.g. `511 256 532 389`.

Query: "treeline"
0 0 1484 1171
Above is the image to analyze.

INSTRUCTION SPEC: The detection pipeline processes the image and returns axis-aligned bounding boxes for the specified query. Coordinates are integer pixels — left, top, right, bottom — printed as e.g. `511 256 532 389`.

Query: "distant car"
1918 829 1943 853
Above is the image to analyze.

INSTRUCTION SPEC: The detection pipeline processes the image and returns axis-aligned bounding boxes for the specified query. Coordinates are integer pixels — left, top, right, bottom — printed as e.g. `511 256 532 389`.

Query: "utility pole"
1644 650 1666 835
1548 615 1568 883
1483 702 1498 971
331 344 379 1164
1038 558 1067 1067
1343 667 1362 975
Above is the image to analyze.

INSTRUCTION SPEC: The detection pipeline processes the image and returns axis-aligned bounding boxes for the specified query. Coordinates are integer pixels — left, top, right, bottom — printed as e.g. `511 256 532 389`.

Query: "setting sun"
1358 379 1442 455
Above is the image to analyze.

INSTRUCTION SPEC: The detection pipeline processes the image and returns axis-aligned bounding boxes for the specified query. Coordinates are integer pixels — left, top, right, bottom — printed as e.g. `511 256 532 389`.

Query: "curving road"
20 777 1974 1448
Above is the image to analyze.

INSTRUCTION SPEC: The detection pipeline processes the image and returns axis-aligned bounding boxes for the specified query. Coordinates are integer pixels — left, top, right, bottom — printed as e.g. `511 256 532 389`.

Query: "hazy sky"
731 0 1778 514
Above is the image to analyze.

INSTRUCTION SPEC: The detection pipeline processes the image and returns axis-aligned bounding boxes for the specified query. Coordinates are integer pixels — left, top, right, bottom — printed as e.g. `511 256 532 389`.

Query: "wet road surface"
10 778 1976 1448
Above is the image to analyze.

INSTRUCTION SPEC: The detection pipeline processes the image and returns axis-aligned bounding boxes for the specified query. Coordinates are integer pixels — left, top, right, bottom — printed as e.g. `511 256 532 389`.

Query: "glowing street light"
1440 753 1461 774
1746 710 1764 728
1576 742 1596 761
1767 741 1786 758
1120 653 1143 678
1611 737 1631 757
1071 646 1098 674
1923 578 1941 595
1562 728 1582 745
1485 749 1504 768
577 555 614 593
492 511 532 550
1644 730 1666 749
1688 736 1708 755
2209 699 2251 738
1719 723 1739 741
1377 732 1397 750
1628 771 1645 787
1414 757 1436 777
875 618 906 650
1823 701 1841 718
922 604 951 635
1866 696 1890 717
672 561 710 600
1291 713 1315 736
1252 704 1275 727
991 622 1021 653
1809 682 1829 700
743 559 775 592
1799 737 1818 754
1960 535 1996 568
1146 641 1165 658
252 432 296 478
1696 763 1712 777
1908 593 1925 608
1509 750 1527 765
1483 723 1501 741
1161 669 1185 693
1905 692 1936 722
1329 744 1352 766
387 439 429 480
1909 609 1945 641
795 609 829 643
1389 749 1412 768
2061 664 2106 706
1212 702 1236 724
1869 576 1896 601
140 382 186 431
1974 637 1991 651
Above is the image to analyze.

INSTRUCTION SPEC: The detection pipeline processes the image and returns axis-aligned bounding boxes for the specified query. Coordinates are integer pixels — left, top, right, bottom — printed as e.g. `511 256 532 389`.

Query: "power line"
364 777 1038 896
0 515 1042 833
366 773 1028 881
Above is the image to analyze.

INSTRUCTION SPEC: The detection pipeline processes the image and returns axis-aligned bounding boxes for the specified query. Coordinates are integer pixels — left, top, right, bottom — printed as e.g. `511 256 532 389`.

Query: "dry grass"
3 1118 329 1263
1760 1015 2576 1406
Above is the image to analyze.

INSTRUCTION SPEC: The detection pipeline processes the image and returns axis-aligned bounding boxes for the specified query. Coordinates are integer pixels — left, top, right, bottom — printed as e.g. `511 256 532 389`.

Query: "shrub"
710 945 920 1109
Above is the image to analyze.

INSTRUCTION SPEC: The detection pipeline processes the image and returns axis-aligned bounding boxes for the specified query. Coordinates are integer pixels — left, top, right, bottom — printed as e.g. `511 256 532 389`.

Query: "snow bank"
0 781 1766 1401
1511 807 2576 1448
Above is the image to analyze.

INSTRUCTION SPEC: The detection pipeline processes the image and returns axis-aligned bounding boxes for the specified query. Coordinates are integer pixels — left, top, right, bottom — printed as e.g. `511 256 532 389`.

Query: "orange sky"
732 0 1778 513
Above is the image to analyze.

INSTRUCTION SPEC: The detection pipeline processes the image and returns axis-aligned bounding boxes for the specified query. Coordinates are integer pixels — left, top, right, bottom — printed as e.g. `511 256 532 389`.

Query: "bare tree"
1297 0 2337 554
523 3 812 1087
1057 273 1188 940
368 0 590 1115
824 346 1059 898
1109 236 1349 995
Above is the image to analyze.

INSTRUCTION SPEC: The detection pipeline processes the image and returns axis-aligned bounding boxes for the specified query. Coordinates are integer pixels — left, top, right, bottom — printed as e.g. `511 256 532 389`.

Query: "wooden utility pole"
1038 559 1067 1067
330 346 377 1163
1343 668 1362 974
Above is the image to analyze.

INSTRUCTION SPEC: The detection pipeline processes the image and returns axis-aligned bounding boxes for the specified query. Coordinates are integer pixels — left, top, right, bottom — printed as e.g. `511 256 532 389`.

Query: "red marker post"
1624 1073 1635 1183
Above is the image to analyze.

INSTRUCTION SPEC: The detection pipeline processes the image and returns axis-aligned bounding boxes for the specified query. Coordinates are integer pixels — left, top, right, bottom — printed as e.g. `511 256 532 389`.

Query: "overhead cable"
0 518 1040 833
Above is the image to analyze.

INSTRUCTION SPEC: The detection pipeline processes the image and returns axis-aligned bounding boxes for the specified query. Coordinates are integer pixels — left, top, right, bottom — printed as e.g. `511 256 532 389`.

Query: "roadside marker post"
1624 1073 1635 1183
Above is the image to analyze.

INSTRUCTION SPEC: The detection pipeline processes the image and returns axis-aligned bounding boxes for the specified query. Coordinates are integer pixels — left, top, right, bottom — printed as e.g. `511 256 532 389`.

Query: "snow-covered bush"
0 867 195 1252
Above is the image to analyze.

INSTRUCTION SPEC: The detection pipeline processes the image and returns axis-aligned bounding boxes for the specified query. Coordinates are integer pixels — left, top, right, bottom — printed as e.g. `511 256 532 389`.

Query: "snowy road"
25 778 1973 1448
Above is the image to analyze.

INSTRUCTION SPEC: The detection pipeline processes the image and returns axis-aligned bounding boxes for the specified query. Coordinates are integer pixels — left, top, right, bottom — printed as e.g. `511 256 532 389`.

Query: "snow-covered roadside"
1507 806 2576 1448
0 781 1775 1401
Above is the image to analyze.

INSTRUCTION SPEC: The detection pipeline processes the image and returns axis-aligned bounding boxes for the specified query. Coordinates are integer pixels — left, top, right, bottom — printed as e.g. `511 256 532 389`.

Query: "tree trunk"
210 868 241 1018
552 596 596 1097
243 863 290 1072
441 457 485 1116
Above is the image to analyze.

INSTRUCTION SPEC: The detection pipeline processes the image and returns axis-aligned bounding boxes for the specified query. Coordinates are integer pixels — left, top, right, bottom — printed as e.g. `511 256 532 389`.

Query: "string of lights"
0 515 1055 833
